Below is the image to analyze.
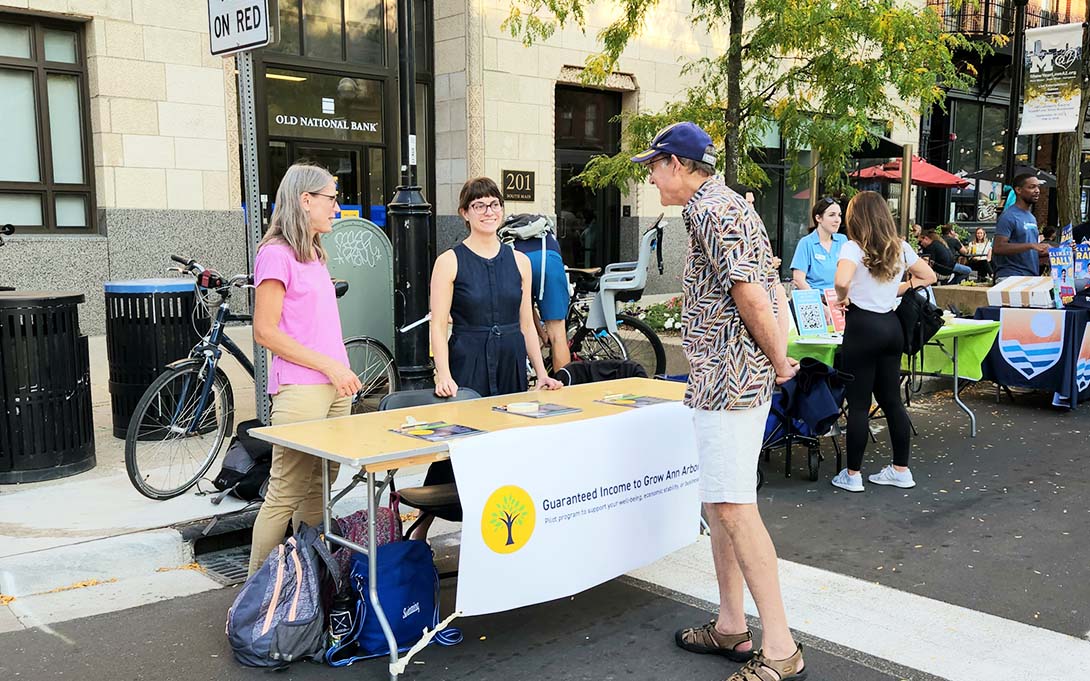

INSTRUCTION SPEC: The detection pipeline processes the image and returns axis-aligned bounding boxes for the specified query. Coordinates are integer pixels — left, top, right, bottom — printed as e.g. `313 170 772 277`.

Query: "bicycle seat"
333 279 349 299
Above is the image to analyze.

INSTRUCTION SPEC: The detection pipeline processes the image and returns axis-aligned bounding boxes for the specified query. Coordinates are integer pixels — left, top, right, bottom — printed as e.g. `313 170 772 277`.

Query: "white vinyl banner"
448 402 700 617
1019 23 1085 136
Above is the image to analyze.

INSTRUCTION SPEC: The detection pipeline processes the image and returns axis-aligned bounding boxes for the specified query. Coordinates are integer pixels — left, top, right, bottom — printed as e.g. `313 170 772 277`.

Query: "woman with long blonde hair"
247 163 362 574
830 192 937 493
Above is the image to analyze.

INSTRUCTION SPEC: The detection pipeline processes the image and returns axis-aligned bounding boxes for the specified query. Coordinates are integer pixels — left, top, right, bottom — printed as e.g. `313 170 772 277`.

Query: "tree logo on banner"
481 485 536 554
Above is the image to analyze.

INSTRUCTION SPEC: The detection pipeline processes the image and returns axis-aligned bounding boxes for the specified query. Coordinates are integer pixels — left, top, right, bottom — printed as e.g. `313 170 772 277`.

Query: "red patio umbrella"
851 156 969 189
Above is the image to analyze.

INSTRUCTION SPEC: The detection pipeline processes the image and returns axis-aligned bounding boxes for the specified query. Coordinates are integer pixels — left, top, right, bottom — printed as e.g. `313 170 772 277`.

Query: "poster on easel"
791 289 827 337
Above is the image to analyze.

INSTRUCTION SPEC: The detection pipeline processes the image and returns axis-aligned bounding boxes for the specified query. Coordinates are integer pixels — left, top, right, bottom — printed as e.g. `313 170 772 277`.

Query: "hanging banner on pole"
1019 23 1085 136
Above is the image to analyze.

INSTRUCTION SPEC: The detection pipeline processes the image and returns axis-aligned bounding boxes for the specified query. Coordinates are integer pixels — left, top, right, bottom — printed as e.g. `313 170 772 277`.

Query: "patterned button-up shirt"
681 176 779 411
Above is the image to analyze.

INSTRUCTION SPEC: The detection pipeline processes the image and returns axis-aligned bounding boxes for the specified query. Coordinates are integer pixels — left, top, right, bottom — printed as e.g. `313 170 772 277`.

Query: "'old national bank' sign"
273 114 379 134
266 67 383 144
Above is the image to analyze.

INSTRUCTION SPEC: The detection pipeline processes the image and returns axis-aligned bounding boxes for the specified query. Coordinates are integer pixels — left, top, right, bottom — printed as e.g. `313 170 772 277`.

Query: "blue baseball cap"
630 122 717 166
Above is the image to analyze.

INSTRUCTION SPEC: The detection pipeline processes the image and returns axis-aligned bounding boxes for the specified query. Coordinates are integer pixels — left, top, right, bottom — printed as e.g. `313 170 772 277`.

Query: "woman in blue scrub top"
790 197 847 291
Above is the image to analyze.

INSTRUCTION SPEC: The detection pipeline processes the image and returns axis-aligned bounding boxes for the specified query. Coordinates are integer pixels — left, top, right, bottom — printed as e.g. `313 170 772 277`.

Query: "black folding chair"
382 388 481 539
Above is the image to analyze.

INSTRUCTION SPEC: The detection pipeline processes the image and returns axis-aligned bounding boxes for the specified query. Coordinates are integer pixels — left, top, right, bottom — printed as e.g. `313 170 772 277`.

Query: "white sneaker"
831 469 864 492
868 465 916 489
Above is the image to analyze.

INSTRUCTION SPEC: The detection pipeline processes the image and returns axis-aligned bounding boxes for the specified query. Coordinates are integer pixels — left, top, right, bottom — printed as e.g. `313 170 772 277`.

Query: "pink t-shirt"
254 242 349 394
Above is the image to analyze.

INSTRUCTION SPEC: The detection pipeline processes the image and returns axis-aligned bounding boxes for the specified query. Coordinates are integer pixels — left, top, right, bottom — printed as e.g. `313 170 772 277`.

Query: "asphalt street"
0 579 928 681
2 378 1085 680
759 382 1090 638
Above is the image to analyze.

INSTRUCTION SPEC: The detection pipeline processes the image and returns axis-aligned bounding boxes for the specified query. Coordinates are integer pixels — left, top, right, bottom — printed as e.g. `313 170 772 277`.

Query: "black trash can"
105 279 209 438
0 291 95 483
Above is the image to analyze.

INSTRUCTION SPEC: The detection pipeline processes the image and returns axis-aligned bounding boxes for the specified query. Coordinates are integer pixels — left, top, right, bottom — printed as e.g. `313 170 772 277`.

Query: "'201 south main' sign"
208 0 272 56
502 170 535 202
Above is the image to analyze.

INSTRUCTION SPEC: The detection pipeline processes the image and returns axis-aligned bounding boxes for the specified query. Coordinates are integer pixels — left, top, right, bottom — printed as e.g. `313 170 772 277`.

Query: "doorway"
268 140 388 227
554 86 622 269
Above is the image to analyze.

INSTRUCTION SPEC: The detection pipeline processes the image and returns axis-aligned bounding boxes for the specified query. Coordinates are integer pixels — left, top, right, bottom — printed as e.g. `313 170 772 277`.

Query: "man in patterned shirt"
632 122 805 681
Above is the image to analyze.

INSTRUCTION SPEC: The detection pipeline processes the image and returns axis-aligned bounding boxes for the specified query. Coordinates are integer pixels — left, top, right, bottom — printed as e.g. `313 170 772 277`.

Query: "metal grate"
197 545 252 586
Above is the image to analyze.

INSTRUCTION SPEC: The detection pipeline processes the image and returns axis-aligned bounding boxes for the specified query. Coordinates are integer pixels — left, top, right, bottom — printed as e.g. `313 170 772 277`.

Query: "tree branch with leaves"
504 0 988 192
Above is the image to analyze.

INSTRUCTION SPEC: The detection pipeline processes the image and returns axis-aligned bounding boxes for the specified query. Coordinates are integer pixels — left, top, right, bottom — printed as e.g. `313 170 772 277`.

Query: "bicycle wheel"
568 324 627 363
125 362 234 500
614 313 667 377
344 336 399 414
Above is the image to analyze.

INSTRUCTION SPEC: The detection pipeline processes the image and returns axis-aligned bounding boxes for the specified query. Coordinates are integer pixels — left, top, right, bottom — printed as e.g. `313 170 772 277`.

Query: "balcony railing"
926 0 1081 38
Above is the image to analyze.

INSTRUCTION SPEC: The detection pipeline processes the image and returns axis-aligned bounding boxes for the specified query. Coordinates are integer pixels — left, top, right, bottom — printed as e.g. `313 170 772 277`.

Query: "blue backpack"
226 523 342 668
325 539 461 666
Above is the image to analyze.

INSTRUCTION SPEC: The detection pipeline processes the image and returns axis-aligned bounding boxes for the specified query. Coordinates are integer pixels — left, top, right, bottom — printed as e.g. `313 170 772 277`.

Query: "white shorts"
692 402 772 504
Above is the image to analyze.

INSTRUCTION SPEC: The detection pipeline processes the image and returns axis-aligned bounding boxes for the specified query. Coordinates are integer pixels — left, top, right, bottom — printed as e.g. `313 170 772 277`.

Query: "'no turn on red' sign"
207 0 273 56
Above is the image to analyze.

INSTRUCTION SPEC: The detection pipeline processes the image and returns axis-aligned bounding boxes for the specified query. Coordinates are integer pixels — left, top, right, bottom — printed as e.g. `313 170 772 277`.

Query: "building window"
948 99 1036 223
270 0 386 66
0 15 94 233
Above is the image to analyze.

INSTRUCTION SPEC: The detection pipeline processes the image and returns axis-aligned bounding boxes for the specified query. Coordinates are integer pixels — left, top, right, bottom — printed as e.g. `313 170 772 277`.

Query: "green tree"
490 495 528 546
503 0 987 191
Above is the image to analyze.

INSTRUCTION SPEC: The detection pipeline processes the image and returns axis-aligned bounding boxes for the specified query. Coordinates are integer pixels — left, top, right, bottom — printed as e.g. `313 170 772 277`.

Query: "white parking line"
628 536 1088 681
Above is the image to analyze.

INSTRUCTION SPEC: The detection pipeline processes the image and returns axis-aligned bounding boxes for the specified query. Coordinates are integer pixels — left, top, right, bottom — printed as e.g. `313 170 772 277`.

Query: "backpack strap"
310 531 344 595
538 236 547 302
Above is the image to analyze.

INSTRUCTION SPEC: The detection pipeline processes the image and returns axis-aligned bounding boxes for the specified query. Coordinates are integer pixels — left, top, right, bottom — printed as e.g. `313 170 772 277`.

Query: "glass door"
265 141 387 226
555 152 619 269
294 144 363 216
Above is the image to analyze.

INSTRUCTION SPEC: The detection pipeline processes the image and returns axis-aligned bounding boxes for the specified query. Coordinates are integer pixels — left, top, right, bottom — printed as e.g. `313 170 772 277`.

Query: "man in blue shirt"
993 174 1051 279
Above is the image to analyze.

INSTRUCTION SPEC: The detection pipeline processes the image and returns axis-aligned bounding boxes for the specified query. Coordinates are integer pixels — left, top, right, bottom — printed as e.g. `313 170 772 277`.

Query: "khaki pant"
247 383 351 575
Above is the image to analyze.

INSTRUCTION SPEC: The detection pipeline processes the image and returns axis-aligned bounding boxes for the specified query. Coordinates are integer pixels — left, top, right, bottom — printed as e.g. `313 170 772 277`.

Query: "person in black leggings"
830 192 937 492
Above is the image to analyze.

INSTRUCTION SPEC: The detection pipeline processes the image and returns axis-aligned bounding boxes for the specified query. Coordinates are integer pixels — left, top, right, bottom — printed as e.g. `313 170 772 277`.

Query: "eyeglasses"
308 192 340 203
647 155 672 170
469 200 503 215
818 197 837 207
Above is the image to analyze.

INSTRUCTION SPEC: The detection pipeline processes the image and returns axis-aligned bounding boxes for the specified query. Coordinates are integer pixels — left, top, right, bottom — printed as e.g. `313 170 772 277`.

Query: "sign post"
207 0 274 422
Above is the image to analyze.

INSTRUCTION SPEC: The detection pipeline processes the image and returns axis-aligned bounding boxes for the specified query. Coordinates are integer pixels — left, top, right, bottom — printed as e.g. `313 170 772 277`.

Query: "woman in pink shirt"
247 163 362 575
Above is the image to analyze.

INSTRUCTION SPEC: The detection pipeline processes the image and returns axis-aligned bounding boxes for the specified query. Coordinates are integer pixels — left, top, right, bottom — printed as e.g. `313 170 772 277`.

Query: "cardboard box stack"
986 276 1057 308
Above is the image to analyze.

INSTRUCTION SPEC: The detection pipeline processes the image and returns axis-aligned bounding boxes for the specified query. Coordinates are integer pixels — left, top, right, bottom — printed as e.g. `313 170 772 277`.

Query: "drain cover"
197 545 251 586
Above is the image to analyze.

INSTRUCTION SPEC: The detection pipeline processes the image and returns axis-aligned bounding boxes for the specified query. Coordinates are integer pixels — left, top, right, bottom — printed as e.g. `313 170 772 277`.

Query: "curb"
0 528 193 598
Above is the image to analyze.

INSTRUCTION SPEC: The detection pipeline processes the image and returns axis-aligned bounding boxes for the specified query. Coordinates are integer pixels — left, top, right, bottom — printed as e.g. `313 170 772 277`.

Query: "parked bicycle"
560 216 668 377
125 255 398 500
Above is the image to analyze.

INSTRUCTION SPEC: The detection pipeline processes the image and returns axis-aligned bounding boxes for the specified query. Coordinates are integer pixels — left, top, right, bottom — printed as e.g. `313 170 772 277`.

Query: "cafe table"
251 376 685 680
787 318 1000 436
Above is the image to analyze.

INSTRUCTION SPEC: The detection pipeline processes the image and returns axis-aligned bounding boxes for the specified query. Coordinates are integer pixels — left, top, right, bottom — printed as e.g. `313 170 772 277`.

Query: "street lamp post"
1003 0 1030 190
388 0 434 391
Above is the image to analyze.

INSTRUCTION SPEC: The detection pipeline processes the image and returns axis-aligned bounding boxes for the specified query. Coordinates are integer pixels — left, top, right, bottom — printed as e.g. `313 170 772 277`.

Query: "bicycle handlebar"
169 255 252 292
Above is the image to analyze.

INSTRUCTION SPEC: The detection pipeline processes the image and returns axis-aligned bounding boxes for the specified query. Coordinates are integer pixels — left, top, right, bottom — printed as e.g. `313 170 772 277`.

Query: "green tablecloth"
788 319 1001 381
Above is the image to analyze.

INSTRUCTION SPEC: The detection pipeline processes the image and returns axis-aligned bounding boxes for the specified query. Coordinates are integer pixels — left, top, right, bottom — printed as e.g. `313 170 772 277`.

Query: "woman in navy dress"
431 176 561 398
414 177 561 539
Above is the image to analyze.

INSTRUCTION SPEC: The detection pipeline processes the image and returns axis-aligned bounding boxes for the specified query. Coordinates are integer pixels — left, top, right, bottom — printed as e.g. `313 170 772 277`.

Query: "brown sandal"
725 644 807 681
674 620 754 662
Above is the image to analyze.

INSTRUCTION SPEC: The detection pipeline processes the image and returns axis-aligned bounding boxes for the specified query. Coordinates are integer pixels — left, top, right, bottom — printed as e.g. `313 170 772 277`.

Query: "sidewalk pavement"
0 327 434 630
